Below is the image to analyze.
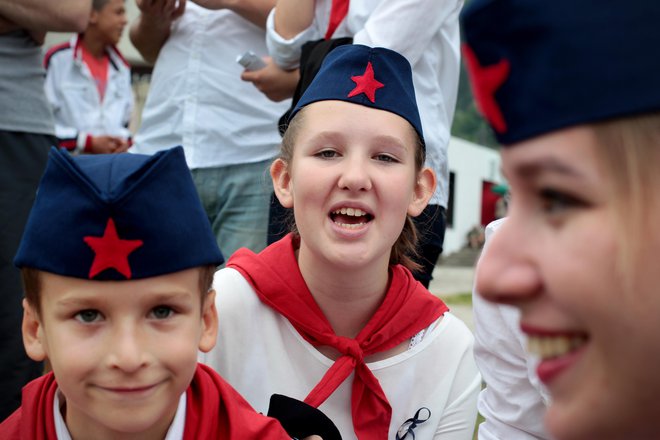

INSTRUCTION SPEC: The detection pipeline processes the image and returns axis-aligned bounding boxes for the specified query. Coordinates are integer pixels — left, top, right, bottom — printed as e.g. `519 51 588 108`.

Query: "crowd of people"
2 0 660 438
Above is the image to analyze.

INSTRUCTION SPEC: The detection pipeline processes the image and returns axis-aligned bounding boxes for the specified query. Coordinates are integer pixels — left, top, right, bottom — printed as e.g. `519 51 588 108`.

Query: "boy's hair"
22 264 217 317
280 108 426 272
92 0 110 11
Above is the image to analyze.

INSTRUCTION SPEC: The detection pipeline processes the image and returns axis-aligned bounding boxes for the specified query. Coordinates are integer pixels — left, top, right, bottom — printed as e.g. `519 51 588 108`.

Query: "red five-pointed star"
347 61 384 103
83 218 143 279
462 44 510 133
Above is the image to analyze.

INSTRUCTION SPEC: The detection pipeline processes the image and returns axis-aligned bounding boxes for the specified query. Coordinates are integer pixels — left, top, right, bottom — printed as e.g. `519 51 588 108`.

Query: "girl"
461 1 660 439
202 45 480 439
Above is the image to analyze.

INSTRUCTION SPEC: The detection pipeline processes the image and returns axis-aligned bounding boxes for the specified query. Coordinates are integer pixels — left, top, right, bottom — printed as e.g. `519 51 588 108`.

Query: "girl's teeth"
334 208 366 216
527 335 587 359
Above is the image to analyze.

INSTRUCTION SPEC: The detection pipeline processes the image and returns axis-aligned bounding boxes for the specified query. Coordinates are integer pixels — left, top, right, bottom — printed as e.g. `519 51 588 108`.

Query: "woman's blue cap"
289 44 425 147
15 146 224 280
461 0 660 145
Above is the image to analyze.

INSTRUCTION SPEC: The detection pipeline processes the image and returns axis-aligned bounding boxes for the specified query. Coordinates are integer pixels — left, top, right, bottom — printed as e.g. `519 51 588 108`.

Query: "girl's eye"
539 188 582 214
374 154 398 163
150 306 174 320
75 309 101 323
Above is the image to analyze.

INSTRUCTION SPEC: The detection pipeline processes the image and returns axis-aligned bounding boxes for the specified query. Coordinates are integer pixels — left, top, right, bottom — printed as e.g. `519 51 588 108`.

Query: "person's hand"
135 0 186 21
302 437 322 440
87 135 129 154
0 15 19 34
240 57 299 102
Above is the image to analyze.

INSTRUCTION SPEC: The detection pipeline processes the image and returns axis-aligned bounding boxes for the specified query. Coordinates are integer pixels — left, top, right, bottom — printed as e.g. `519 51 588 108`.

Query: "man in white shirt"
129 0 290 258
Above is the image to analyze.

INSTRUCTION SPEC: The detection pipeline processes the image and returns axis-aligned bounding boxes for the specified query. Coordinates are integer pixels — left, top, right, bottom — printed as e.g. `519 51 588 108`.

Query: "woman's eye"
150 306 174 320
539 188 582 214
75 309 101 323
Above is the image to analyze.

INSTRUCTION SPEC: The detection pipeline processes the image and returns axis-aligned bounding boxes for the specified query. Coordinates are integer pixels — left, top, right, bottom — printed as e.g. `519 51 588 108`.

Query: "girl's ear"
22 299 47 362
271 158 294 209
408 167 436 217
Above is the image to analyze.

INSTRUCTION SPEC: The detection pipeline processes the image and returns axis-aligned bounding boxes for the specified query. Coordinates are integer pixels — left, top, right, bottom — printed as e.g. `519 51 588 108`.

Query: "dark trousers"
267 194 447 288
0 131 53 420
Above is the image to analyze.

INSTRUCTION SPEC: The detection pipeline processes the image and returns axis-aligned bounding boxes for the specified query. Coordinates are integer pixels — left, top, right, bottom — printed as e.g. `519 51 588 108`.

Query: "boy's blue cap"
289 44 425 147
460 0 660 145
15 147 224 280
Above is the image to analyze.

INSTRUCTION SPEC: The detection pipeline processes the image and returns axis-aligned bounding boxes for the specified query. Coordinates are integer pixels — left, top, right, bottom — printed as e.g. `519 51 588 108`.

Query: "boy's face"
91 0 127 46
22 267 217 438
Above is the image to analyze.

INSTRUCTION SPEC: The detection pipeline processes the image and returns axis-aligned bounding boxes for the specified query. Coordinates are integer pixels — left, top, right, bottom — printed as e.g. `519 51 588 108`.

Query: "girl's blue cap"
461 0 660 145
15 147 224 280
289 44 425 147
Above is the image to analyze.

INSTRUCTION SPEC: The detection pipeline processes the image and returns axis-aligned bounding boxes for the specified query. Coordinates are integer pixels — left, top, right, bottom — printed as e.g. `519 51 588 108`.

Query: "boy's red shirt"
0 363 290 439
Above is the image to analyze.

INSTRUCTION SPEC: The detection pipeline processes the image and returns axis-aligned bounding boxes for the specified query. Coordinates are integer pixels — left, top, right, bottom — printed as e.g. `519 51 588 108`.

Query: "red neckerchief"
228 233 449 440
325 0 350 39
0 365 289 440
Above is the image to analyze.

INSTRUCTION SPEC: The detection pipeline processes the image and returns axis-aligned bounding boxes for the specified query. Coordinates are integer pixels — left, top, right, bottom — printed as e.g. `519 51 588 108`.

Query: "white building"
443 137 503 255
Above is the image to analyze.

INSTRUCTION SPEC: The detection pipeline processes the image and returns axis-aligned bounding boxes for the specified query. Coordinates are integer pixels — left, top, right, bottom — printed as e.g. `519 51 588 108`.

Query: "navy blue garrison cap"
290 44 425 147
15 146 223 280
460 0 660 145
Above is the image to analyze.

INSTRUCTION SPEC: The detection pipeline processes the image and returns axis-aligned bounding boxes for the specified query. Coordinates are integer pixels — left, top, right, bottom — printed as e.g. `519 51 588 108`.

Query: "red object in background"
481 180 500 226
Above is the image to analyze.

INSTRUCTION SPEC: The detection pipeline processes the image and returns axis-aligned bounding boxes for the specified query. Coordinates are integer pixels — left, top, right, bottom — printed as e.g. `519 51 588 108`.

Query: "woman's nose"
475 219 542 306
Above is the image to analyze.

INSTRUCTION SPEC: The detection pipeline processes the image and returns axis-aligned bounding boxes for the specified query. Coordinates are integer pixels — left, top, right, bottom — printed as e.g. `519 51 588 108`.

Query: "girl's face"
476 125 660 440
271 100 434 275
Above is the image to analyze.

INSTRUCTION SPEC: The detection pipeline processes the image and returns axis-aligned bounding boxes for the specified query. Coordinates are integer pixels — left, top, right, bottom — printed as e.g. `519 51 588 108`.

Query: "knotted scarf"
228 234 448 439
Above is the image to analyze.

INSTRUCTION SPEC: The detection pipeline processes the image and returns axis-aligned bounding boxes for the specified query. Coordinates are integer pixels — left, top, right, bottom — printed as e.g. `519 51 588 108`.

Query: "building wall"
443 137 503 256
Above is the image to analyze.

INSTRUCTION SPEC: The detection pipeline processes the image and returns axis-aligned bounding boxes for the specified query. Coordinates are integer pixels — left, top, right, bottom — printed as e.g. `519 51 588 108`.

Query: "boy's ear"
407 167 436 217
22 299 47 362
88 9 99 25
270 158 293 209
198 290 218 353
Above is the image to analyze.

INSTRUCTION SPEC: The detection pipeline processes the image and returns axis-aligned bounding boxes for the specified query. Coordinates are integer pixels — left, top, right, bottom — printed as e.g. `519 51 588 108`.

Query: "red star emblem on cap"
347 61 384 103
83 218 143 279
462 44 510 134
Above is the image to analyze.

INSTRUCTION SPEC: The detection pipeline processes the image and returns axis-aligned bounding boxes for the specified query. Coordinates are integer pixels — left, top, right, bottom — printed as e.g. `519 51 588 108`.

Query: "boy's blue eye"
151 306 174 320
75 309 101 323
315 149 338 159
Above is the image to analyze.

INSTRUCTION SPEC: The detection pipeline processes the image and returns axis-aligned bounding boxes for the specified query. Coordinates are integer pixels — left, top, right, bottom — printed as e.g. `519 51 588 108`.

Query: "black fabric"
278 37 353 135
412 205 447 288
0 130 54 421
267 393 342 440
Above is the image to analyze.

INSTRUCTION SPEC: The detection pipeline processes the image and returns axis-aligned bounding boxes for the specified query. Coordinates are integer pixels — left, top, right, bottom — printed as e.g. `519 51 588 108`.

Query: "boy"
44 0 133 154
0 147 334 439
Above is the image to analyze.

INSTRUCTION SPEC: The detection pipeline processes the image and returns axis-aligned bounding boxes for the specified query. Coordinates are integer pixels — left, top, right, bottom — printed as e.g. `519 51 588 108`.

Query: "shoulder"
43 41 72 69
108 45 130 70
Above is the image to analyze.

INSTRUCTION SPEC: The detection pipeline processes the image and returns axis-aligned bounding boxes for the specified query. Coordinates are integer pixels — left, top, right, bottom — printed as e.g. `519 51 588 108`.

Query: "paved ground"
428 265 476 330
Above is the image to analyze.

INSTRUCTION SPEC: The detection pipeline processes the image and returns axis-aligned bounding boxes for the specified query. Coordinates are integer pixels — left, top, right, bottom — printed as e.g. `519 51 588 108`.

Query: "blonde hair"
279 107 426 272
592 111 660 280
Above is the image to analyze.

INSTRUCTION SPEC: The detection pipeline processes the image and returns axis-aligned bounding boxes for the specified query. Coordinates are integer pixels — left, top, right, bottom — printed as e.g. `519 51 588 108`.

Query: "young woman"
201 44 480 439
461 1 660 439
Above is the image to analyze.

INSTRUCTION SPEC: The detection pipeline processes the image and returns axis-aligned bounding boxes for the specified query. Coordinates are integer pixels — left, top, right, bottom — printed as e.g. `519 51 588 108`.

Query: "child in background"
0 146 331 439
202 45 480 440
462 1 660 439
44 0 133 154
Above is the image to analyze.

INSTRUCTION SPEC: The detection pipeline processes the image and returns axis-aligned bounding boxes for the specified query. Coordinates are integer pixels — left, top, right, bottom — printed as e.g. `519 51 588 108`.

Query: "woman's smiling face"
475 124 660 440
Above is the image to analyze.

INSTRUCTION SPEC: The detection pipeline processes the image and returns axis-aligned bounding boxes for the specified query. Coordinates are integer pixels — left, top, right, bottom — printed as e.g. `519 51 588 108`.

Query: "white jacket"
44 35 133 153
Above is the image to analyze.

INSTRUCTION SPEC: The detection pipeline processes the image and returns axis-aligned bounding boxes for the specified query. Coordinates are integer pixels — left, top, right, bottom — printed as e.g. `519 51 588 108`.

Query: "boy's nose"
106 324 148 372
475 219 542 306
337 156 372 192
